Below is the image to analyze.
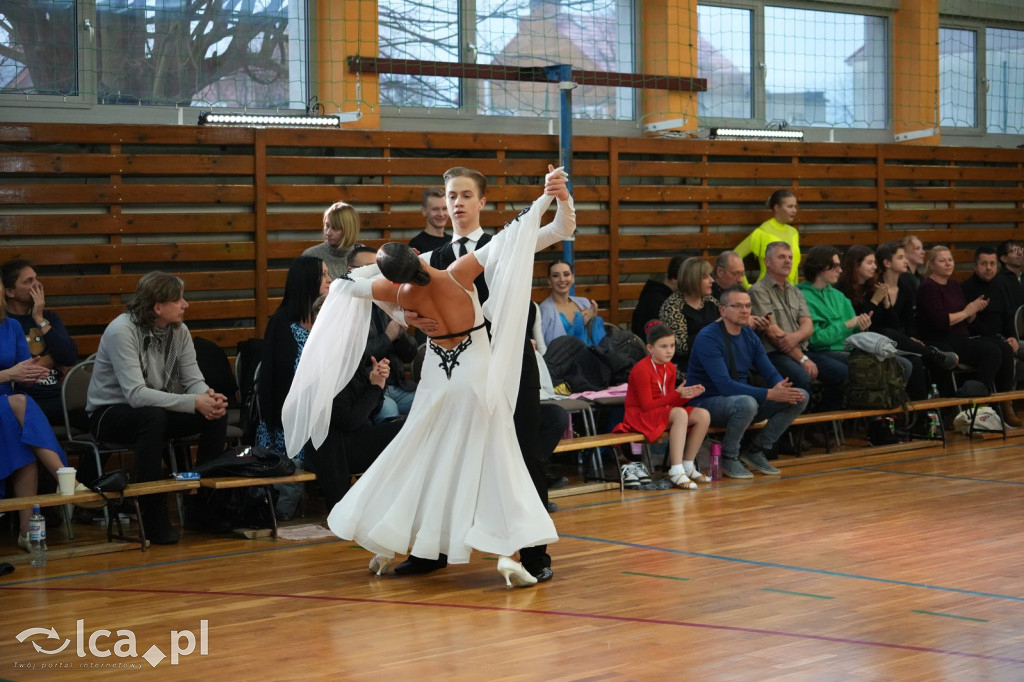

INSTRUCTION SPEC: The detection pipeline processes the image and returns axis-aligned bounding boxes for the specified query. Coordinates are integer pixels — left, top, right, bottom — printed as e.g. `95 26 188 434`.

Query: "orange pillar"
892 0 940 144
641 0 698 134
316 0 380 129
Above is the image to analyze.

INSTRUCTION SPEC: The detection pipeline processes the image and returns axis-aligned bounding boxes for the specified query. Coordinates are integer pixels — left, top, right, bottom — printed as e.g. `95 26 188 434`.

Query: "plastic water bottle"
709 443 722 481
928 383 940 400
28 504 47 567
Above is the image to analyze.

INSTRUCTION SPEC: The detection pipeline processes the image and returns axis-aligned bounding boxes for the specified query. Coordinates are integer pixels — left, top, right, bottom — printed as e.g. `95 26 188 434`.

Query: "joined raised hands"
544 164 570 201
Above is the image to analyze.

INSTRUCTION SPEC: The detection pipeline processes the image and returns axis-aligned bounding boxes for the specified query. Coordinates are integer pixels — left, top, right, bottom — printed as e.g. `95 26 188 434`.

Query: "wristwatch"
37 318 50 331
799 355 810 364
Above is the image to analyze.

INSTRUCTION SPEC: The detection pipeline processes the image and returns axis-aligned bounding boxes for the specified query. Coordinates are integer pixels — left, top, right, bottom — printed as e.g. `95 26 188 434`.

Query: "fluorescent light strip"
198 112 344 128
711 127 804 140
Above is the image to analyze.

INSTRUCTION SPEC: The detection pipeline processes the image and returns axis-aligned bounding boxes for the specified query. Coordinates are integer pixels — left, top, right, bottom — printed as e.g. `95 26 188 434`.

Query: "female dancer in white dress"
283 167 573 588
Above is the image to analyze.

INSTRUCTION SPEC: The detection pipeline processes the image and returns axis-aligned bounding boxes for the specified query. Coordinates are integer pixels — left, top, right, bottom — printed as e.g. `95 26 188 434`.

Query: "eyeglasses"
1008 247 1024 255
723 303 752 310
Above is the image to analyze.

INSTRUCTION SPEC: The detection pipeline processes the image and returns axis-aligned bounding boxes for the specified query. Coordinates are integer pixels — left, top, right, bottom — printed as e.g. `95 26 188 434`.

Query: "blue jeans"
770 351 848 411
374 385 417 424
694 391 809 458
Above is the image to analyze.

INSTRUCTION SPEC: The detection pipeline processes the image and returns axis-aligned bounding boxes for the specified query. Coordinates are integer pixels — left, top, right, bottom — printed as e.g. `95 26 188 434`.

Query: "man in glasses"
996 240 1024 310
687 287 808 478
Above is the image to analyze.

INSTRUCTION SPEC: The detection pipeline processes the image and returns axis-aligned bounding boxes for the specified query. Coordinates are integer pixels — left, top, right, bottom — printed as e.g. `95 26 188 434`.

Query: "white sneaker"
621 463 641 489
632 461 652 484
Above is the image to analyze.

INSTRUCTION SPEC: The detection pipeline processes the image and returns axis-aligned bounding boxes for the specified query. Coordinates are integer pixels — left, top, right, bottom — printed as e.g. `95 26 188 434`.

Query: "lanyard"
650 357 668 396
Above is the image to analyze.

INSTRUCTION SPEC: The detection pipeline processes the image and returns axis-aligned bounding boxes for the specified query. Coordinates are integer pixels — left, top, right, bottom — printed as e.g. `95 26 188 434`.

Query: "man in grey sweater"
87 272 229 544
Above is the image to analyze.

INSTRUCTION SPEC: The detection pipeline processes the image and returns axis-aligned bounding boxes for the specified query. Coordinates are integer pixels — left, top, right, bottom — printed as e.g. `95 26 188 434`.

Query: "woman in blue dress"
0 295 77 549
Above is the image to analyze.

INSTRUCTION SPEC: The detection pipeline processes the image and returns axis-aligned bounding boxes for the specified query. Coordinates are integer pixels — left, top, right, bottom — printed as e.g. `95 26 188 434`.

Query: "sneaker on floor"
621 463 641 489
721 457 754 479
632 462 652 484
740 450 781 475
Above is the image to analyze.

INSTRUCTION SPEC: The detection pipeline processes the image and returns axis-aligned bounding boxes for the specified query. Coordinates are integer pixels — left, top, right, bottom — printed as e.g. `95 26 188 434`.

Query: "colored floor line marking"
763 587 833 600
3 585 1019 665
3 441 1020 592
856 467 1024 486
558 533 1024 603
555 441 1024 513
622 570 689 581
912 609 989 623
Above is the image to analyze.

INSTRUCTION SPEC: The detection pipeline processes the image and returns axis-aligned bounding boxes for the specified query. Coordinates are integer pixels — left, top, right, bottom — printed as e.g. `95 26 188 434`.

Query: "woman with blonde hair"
917 246 1018 418
303 201 360 278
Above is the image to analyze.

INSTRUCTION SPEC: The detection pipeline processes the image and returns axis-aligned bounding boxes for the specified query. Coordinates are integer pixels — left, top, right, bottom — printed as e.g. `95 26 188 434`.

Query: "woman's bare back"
399 268 478 349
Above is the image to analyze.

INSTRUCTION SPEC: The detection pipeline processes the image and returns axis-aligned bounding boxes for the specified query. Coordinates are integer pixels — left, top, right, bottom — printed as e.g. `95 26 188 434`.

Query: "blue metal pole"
544 64 575 281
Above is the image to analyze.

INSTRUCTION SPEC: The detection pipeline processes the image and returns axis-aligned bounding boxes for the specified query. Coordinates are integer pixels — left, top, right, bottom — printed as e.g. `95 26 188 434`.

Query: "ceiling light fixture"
198 111 360 128
710 127 804 141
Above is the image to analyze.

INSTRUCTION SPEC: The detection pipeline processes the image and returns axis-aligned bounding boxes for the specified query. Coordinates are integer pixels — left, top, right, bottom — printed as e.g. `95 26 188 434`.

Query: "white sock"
668 464 686 479
682 460 696 476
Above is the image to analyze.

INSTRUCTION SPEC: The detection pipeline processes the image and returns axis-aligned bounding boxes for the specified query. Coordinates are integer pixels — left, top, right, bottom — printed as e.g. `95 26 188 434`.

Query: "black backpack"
193 445 296 478
543 336 612 393
594 326 646 385
844 350 909 410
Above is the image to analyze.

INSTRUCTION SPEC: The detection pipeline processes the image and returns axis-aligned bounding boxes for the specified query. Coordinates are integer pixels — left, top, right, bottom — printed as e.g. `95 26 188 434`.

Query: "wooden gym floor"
2 433 1024 680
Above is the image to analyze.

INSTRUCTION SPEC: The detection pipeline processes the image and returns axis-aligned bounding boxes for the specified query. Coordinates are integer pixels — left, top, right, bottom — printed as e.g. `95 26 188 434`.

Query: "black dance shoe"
393 554 448 575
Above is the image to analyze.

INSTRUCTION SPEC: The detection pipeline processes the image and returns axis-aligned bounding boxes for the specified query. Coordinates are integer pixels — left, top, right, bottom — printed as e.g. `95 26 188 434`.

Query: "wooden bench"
0 479 201 552
199 471 317 539
552 389 1024 487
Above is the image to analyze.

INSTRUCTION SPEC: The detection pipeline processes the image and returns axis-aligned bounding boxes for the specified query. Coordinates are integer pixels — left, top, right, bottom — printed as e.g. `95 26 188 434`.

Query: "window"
378 0 635 120
764 7 886 128
1 0 308 109
697 5 752 119
986 27 1024 134
698 4 888 129
378 0 460 108
939 28 977 128
0 0 78 96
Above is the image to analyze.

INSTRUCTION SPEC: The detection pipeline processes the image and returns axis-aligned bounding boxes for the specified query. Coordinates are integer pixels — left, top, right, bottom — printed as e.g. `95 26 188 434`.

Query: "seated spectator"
631 254 685 339
687 288 809 478
901 235 927 289
749 242 847 411
917 246 1019 423
408 188 450 255
799 245 914 396
995 239 1024 309
348 246 419 420
257 257 331 464
539 260 606 347
303 201 360 279
659 256 719 369
306 355 404 509
837 244 953 400
1 259 79 426
735 189 801 288
613 321 710 489
86 272 230 544
962 246 1024 377
711 250 746 300
1 294 92 550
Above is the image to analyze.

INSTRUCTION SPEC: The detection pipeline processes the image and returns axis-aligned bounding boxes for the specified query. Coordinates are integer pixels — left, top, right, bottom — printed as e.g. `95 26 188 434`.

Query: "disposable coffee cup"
57 467 77 496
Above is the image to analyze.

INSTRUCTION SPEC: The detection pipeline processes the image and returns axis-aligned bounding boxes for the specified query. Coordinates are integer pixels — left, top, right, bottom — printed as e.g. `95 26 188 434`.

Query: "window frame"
697 0 894 142
0 0 310 125
377 0 644 136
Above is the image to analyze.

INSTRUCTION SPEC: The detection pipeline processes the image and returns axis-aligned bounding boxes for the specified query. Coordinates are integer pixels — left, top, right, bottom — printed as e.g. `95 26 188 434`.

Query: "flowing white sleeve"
475 193 555 412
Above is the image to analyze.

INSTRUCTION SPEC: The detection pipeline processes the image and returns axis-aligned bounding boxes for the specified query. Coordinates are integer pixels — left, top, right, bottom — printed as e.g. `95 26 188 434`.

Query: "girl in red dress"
614 322 711 489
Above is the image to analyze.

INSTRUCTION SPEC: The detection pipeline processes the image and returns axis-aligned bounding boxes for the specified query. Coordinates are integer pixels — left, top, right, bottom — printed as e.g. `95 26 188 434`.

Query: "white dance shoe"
497 556 538 589
369 555 394 576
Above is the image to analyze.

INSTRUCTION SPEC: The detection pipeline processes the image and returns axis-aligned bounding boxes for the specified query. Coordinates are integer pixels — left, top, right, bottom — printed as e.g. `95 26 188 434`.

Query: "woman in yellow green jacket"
736 189 800 288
